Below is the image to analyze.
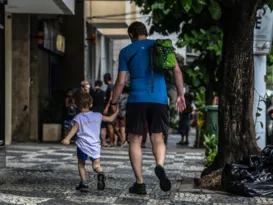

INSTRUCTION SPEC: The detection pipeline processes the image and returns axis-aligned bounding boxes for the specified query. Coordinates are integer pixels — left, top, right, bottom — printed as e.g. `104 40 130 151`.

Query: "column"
5 13 12 145
0 0 6 169
0 1 5 146
100 35 107 81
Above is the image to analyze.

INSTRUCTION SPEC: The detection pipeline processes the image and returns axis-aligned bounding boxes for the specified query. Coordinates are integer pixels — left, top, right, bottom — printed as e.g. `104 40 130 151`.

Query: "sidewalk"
0 133 272 204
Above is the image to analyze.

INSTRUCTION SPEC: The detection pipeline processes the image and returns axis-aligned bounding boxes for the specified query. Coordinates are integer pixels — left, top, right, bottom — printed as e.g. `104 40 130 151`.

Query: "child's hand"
62 138 70 145
115 105 120 113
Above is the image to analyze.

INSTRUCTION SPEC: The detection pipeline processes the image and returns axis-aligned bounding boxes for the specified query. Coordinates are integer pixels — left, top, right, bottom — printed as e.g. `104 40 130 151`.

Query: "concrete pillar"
100 35 107 81
12 14 30 141
0 2 5 147
5 13 12 145
29 15 40 141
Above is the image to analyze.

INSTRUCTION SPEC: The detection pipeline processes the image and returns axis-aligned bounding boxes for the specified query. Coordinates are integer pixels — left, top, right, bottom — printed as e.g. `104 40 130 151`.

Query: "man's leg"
108 124 115 146
126 103 147 195
148 103 171 192
100 127 108 147
150 133 166 166
129 134 143 183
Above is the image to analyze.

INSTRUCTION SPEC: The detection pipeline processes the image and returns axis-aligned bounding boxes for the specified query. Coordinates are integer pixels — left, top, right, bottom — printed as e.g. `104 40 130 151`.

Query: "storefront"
0 0 6 168
0 0 75 169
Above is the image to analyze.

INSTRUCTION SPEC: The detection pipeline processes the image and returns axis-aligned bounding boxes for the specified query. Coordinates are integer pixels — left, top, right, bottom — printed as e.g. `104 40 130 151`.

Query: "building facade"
1 0 78 148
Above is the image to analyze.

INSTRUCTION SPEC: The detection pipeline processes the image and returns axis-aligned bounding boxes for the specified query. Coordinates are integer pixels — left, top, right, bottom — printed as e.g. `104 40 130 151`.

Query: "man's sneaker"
97 172 106 190
129 182 147 195
154 164 171 192
76 182 89 192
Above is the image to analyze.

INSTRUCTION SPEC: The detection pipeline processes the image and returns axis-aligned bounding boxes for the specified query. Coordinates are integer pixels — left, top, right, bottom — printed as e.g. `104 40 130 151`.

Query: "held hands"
62 138 70 145
103 108 108 115
176 95 186 112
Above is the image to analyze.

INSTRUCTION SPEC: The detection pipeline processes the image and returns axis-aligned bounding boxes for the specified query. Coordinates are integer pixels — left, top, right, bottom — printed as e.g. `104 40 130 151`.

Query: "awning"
5 0 75 15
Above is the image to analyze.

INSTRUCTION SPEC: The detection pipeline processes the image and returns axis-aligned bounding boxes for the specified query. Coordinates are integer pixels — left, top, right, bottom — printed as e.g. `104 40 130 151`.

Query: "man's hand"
103 108 108 115
62 138 70 145
111 104 117 112
176 95 186 112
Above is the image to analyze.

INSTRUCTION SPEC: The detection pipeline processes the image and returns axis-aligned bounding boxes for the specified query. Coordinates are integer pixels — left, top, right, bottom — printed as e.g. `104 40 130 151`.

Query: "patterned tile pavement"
0 134 273 205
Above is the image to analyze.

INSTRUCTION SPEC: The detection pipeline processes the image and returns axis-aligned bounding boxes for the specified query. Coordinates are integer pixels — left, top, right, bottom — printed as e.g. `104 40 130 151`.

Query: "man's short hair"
128 21 148 39
104 73 112 83
95 80 103 87
81 80 90 86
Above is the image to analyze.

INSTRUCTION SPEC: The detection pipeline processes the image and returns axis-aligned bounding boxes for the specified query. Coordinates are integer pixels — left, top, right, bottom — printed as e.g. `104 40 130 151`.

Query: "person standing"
103 73 115 147
63 89 77 137
110 21 186 194
81 80 91 94
90 80 108 147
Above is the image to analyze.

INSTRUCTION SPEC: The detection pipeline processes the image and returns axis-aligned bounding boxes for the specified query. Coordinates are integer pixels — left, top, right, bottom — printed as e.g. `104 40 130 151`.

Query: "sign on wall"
253 4 273 55
38 20 65 55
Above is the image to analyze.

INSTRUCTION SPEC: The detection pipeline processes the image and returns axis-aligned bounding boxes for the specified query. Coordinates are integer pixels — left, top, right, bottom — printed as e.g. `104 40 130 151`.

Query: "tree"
133 0 273 188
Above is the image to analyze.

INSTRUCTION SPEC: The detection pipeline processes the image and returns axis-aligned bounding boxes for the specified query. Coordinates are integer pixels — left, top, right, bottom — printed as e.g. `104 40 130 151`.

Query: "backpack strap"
127 52 138 69
150 47 154 93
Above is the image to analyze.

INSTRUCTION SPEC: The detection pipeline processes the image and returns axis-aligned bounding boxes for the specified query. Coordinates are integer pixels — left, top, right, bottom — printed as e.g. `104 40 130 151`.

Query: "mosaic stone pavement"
0 136 273 204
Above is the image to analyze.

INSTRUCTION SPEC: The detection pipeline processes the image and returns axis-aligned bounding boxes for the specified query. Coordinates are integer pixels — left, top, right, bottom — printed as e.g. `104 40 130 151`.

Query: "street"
0 134 272 205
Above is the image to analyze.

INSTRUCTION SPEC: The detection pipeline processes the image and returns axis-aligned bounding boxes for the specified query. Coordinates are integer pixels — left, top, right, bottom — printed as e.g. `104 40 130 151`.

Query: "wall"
61 1 84 89
12 14 31 141
112 39 130 81
5 13 12 145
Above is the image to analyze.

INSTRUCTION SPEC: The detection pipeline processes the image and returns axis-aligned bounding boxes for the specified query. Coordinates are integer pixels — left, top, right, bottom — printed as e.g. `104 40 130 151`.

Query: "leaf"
181 0 192 13
260 121 264 129
208 0 222 20
153 9 164 24
258 107 263 111
197 0 206 5
256 113 261 117
192 0 204 13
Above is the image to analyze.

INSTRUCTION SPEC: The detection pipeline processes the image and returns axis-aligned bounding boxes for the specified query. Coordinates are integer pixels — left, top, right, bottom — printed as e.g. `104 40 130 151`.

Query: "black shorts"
126 103 169 135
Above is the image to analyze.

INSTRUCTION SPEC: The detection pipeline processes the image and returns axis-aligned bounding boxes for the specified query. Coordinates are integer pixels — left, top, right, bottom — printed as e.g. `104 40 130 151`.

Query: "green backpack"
151 39 176 91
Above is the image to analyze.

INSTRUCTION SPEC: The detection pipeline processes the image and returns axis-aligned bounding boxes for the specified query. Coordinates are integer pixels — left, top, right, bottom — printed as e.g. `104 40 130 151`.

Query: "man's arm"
104 88 113 112
111 71 126 104
173 63 184 96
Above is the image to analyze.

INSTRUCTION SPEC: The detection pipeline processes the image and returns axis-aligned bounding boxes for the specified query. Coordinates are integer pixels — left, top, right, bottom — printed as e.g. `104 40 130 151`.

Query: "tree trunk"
199 0 261 188
205 86 214 105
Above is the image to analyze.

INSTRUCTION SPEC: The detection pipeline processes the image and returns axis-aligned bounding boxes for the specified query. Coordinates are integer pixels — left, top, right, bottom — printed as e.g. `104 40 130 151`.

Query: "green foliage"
194 87 206 108
133 0 273 101
203 134 218 167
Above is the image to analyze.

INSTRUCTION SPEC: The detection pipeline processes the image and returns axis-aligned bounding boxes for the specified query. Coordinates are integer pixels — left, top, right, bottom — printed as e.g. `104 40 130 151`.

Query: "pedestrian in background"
103 73 116 147
90 80 109 147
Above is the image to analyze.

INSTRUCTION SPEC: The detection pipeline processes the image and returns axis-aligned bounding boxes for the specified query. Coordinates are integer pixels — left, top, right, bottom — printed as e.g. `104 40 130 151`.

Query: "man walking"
103 73 115 147
110 21 186 194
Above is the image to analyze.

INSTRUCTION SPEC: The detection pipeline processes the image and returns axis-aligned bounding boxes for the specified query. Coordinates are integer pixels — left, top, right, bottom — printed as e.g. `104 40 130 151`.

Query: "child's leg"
76 147 89 191
92 158 105 190
78 159 87 182
92 158 103 173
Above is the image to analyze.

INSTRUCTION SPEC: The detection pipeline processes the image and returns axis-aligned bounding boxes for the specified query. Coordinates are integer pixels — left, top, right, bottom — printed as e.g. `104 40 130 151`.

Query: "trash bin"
202 105 218 136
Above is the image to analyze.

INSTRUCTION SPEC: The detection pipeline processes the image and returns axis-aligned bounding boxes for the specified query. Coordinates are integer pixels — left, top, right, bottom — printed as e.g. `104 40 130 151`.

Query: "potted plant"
41 92 64 142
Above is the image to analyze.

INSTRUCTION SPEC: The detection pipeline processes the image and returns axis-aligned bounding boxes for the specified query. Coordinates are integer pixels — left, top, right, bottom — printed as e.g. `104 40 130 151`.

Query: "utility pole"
253 4 273 149
0 0 6 168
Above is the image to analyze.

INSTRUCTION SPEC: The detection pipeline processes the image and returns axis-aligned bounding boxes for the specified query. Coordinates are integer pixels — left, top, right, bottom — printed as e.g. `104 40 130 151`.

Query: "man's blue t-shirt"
118 39 168 105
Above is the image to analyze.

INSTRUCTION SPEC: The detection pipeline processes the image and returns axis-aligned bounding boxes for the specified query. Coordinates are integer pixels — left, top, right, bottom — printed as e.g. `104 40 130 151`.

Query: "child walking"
62 92 119 192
